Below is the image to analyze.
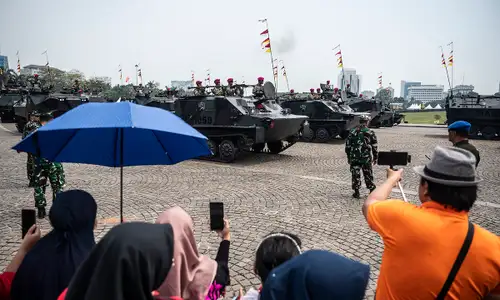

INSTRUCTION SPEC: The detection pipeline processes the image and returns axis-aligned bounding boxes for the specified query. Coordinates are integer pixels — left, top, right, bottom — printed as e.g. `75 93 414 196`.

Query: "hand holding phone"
20 224 41 252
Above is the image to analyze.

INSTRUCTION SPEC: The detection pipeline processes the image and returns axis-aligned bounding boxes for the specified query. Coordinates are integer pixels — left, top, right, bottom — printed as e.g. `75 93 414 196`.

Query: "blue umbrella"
13 102 211 222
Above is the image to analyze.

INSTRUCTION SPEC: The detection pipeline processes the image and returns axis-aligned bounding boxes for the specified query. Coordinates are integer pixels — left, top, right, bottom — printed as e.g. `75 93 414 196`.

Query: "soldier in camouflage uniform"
308 88 316 100
32 114 64 218
211 79 224 96
193 81 206 96
288 89 297 100
22 111 41 186
252 77 265 98
345 115 378 198
224 78 236 96
315 88 322 99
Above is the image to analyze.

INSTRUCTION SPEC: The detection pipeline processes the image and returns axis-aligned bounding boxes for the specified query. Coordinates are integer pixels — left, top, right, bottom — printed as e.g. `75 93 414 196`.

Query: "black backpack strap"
436 221 475 300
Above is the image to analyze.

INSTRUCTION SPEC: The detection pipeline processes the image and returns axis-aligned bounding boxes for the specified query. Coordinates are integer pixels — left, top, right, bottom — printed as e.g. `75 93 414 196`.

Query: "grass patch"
403 111 446 124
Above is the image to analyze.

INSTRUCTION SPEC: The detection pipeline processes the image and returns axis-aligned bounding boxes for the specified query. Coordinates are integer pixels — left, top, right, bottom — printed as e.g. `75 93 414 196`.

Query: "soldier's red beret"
316 88 321 91
196 80 202 84
227 78 234 82
214 79 220 83
34 74 39 77
334 87 339 91
258 77 264 81
326 80 330 84
290 89 294 93
310 88 314 92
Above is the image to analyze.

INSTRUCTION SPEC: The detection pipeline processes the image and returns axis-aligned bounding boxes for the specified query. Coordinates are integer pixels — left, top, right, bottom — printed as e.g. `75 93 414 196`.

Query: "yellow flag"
265 49 271 53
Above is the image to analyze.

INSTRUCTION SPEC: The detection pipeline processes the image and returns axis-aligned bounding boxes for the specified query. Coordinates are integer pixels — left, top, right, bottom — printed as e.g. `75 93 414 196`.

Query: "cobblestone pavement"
0 123 499 299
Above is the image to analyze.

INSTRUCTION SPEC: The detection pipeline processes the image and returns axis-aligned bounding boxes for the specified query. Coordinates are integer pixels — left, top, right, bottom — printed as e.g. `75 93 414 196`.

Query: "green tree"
103 84 136 101
85 78 111 94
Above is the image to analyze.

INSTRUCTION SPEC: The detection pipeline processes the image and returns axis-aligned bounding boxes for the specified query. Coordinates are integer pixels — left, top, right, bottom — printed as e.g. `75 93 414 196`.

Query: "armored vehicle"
280 97 359 142
13 90 89 132
175 82 308 162
446 91 500 140
346 97 395 127
0 70 26 123
0 91 22 122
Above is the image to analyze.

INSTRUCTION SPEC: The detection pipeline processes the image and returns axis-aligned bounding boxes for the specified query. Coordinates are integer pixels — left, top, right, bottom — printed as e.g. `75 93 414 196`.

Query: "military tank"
0 69 26 123
175 82 308 162
346 97 395 128
13 89 89 133
280 96 360 142
446 91 500 140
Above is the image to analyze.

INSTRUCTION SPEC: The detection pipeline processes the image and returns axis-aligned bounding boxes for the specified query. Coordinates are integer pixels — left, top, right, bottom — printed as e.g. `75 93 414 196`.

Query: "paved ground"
0 123 499 299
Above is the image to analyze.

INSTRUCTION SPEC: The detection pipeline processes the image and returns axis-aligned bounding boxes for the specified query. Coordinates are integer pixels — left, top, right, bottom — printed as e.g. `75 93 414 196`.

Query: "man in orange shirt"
363 146 500 300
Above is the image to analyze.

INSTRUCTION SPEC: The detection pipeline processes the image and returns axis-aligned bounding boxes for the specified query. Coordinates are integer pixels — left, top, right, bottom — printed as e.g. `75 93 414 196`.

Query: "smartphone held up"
21 209 36 239
209 202 224 231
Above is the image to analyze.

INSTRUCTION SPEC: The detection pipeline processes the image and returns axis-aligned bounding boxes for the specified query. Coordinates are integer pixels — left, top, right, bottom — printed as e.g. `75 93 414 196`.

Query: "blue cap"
448 120 471 131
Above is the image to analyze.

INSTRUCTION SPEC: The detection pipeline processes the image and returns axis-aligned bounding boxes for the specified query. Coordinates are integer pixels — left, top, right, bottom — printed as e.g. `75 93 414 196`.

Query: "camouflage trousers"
54 162 66 186
26 153 35 184
33 160 63 209
350 163 376 191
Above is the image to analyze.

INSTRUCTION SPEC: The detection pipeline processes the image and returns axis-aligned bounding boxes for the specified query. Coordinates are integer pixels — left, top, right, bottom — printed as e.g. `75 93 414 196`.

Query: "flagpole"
448 41 454 90
42 50 52 85
333 44 345 90
440 46 452 91
259 19 277 92
279 60 290 91
16 51 21 75
118 64 123 85
135 63 140 85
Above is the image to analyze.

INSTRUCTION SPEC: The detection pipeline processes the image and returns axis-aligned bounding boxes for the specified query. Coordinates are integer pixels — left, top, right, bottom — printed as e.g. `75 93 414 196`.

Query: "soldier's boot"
37 207 46 219
352 190 360 199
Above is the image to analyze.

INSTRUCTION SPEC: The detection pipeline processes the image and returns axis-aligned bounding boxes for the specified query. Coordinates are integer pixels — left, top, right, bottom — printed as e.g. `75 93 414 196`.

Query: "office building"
407 85 444 103
21 64 62 76
400 80 421 99
360 90 375 98
337 68 360 95
0 55 9 71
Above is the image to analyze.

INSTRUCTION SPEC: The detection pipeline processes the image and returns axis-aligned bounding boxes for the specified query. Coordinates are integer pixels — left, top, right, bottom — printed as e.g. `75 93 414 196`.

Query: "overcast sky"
1 0 499 95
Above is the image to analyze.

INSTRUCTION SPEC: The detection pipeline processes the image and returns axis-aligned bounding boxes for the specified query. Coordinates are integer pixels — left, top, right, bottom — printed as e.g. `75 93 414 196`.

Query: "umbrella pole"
120 165 123 223
120 128 124 223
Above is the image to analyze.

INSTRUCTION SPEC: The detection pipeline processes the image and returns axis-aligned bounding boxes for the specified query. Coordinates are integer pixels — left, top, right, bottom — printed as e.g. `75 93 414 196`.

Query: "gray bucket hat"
413 146 481 186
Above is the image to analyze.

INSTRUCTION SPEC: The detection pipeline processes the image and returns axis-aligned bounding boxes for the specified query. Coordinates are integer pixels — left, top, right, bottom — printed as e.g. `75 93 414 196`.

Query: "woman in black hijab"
11 189 97 300
61 222 175 300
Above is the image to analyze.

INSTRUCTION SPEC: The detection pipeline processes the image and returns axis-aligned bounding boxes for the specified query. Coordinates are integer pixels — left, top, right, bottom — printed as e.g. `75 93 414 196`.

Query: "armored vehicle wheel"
481 126 496 140
315 128 330 143
267 141 283 154
302 127 314 142
219 140 237 162
207 140 218 157
253 143 265 152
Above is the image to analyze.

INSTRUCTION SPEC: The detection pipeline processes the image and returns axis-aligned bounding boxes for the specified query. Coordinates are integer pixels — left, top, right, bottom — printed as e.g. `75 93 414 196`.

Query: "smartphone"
209 202 224 231
21 209 36 238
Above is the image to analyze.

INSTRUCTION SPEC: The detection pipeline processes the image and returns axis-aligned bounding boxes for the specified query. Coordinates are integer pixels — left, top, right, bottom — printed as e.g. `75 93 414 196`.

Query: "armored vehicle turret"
446 91 500 140
175 82 308 162
13 89 89 132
